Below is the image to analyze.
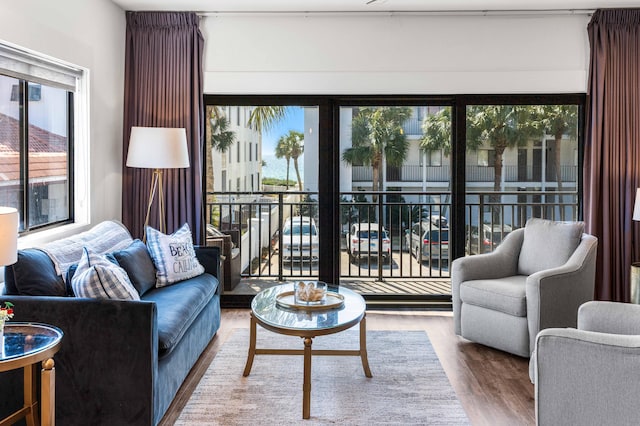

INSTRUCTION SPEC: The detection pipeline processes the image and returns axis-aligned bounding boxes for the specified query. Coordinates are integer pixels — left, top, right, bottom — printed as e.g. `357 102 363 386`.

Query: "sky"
261 106 304 156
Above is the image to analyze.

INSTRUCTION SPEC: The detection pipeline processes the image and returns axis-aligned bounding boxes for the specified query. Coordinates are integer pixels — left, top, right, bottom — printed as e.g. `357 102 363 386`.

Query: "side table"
0 322 63 426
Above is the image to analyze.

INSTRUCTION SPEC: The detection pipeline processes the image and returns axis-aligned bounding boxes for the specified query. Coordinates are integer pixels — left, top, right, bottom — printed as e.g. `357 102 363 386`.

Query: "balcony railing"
205 190 579 286
352 165 578 184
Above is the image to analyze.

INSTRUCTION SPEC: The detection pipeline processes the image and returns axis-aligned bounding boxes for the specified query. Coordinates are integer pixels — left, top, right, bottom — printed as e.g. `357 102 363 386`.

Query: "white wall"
202 13 590 94
0 0 125 244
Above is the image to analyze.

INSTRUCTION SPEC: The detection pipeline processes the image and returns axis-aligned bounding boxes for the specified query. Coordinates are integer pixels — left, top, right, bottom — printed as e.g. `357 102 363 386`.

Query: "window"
249 142 253 161
477 149 496 167
0 43 81 233
424 149 443 166
237 142 240 163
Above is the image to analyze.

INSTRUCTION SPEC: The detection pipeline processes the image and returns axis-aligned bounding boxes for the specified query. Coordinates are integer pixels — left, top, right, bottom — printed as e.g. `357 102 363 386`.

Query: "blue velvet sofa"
0 222 222 425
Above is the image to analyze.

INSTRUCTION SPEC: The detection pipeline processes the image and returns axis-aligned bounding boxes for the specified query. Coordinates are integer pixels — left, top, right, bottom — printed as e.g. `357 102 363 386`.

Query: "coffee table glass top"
1 323 63 362
252 284 366 332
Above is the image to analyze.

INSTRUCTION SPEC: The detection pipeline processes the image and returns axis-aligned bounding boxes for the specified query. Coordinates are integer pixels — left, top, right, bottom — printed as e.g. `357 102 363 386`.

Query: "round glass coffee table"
243 283 372 419
0 322 63 426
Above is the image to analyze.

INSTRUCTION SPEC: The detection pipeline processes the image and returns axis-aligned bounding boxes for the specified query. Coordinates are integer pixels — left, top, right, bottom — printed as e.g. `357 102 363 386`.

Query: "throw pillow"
112 239 157 296
517 218 584 275
6 249 68 296
71 247 140 300
146 223 205 287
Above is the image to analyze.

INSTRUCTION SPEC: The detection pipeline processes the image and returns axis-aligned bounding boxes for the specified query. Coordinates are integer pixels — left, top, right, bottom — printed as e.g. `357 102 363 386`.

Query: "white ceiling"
109 0 640 13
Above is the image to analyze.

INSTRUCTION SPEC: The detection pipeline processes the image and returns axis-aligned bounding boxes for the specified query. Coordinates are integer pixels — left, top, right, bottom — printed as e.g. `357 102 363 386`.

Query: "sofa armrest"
0 295 158 425
533 327 640 425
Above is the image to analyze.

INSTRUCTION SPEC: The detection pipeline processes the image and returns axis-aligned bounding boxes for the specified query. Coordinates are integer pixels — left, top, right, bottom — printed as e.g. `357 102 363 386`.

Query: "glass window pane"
339 105 452 284
0 75 23 221
28 82 69 228
465 104 579 255
204 104 319 283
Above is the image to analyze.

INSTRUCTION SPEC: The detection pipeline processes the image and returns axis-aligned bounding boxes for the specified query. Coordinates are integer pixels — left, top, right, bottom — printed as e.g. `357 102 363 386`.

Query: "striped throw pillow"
146 223 205 287
71 247 140 300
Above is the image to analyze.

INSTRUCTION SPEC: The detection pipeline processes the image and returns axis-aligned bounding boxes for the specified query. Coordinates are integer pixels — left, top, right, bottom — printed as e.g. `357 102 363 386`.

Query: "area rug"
175 328 469 425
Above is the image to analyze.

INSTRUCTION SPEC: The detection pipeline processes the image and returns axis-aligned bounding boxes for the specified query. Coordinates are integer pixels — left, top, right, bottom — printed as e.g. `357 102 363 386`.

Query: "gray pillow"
517 218 584 275
112 239 157 296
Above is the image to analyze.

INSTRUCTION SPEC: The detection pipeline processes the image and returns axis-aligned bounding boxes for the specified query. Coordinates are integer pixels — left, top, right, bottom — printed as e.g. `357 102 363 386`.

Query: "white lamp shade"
126 127 190 169
0 207 18 266
634 188 640 221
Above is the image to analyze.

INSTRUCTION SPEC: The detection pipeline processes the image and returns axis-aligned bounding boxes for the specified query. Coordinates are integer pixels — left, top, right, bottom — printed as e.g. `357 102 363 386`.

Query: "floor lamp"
126 127 190 241
632 189 640 303
0 207 18 266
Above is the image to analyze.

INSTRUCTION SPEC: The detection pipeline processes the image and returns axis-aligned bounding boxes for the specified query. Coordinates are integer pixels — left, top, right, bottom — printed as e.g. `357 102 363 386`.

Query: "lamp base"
631 262 640 304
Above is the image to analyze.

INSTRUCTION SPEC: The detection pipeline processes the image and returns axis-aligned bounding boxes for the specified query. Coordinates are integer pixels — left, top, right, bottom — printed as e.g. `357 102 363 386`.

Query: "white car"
281 216 319 263
347 223 391 263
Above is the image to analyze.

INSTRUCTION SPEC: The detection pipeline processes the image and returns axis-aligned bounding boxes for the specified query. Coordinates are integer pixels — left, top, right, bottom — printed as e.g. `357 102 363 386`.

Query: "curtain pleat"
585 9 640 301
122 12 204 244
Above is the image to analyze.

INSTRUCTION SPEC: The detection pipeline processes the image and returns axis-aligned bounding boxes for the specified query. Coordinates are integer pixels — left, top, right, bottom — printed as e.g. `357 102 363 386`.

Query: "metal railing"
205 190 579 285
352 165 578 183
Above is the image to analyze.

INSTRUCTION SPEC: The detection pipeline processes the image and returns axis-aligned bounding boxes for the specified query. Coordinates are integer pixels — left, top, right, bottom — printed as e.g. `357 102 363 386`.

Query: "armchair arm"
0 295 157 425
451 228 523 334
533 327 640 426
578 300 640 335
525 234 597 353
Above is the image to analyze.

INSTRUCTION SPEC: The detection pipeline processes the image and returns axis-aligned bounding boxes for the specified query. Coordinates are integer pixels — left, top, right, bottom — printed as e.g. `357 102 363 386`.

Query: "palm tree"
421 106 453 155
247 106 287 133
466 105 537 193
531 105 578 191
205 109 236 216
275 130 304 190
342 107 413 201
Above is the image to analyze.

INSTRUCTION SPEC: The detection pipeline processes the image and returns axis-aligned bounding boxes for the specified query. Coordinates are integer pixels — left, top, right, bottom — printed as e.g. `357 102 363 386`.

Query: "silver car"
346 223 391 263
405 221 449 263
281 216 319 263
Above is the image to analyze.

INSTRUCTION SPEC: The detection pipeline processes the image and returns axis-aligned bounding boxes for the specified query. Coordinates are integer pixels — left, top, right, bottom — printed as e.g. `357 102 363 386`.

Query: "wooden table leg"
302 337 313 419
360 315 372 378
243 313 257 376
23 364 38 426
41 358 56 426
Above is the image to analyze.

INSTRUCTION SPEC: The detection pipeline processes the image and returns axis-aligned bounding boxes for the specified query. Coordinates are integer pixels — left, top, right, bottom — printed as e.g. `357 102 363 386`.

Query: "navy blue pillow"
6 249 67 296
111 239 157 296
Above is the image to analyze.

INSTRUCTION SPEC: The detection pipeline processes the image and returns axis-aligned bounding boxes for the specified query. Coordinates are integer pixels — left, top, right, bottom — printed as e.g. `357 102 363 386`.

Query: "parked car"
347 223 391 263
405 221 449 263
281 216 319 263
466 223 513 255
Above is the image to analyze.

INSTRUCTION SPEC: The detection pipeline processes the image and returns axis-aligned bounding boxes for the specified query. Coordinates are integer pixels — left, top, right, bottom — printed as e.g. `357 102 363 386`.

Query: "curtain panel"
585 9 640 301
122 12 205 243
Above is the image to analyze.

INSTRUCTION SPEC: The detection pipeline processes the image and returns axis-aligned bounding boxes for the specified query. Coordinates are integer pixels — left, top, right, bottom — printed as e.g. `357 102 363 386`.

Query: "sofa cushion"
71 247 140 300
112 239 157 296
141 273 218 357
146 223 204 287
460 275 528 317
518 218 584 275
6 249 68 296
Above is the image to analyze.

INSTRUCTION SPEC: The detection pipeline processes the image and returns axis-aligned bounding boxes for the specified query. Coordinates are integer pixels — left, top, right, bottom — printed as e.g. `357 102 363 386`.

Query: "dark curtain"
585 9 640 302
122 12 204 244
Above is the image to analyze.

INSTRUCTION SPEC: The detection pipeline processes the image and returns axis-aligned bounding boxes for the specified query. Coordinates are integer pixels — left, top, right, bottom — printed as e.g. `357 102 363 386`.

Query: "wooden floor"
160 309 535 426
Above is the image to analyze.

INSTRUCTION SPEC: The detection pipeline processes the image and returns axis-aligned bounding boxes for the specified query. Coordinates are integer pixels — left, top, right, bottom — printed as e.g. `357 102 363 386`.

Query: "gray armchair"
532 301 640 425
451 218 598 357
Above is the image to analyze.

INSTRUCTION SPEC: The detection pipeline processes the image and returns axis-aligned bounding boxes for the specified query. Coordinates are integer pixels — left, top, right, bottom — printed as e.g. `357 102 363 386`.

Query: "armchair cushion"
518 218 584 275
460 275 528 317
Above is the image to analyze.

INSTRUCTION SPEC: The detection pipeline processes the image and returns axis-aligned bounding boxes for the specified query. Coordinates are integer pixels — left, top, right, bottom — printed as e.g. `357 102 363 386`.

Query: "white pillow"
146 223 205 287
71 247 140 300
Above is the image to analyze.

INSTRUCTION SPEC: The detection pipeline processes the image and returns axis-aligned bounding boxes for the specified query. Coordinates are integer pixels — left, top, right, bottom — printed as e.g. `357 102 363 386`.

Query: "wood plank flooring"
160 309 535 426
